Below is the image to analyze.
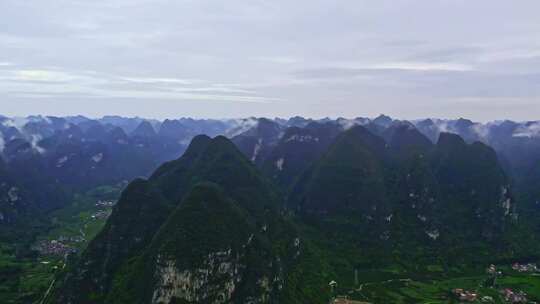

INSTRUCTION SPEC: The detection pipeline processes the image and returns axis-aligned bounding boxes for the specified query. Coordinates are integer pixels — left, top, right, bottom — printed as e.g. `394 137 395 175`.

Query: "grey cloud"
293 68 372 79
0 0 539 121
0 67 274 103
292 64 474 80
405 46 484 63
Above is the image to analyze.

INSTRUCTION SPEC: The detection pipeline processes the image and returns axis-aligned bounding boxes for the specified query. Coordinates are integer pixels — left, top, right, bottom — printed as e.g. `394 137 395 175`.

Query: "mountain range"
0 114 521 303
1 114 539 302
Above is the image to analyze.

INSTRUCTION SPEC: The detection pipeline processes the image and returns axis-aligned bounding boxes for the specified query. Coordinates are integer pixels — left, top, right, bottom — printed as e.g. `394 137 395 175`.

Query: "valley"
0 185 121 303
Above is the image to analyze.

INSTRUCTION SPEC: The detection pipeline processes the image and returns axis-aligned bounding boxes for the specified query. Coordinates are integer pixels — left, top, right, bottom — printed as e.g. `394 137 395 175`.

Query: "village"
95 199 115 207
33 199 116 258
450 263 539 303
330 296 371 304
33 239 77 257
90 209 112 220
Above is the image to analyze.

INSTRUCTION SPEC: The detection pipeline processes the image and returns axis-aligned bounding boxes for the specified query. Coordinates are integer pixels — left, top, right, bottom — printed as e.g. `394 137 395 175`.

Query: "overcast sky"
0 0 539 121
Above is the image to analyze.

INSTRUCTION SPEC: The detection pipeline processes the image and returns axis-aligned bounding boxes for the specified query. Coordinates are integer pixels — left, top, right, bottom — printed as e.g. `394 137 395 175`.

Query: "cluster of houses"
58 235 85 243
500 288 528 303
451 288 479 302
34 239 76 256
31 199 116 259
330 296 370 304
453 263 538 303
451 287 531 303
511 263 538 273
91 209 111 220
450 289 496 302
91 199 115 220
95 200 115 207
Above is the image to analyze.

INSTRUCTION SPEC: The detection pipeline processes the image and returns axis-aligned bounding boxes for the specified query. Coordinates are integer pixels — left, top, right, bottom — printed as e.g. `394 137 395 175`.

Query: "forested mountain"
261 122 342 191
52 135 298 303
46 117 538 304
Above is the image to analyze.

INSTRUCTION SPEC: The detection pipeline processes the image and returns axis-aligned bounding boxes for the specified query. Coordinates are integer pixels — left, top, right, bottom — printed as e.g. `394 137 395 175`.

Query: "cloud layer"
0 0 539 120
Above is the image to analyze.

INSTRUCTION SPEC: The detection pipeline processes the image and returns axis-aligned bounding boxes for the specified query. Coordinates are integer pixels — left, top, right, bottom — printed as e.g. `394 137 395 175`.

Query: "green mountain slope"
107 182 297 303
288 125 389 215
288 126 515 257
50 135 296 303
261 122 342 192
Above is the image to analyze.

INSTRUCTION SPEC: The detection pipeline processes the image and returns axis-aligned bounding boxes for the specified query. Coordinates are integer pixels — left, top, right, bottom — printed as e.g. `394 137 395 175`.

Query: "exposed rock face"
251 139 262 162
146 185 288 304
285 134 319 142
150 226 288 304
275 158 284 171
232 118 283 165
152 250 242 304
7 186 19 202
500 186 513 216
92 153 104 163
426 229 440 240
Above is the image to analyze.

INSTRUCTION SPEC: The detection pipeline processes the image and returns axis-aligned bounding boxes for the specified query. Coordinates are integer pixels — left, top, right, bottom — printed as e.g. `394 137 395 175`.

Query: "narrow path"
38 251 68 303
79 227 86 238
39 275 56 304
353 278 412 302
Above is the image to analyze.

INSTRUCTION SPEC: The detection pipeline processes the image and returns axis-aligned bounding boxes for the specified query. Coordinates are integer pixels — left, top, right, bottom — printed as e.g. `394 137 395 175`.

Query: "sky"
0 0 539 121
